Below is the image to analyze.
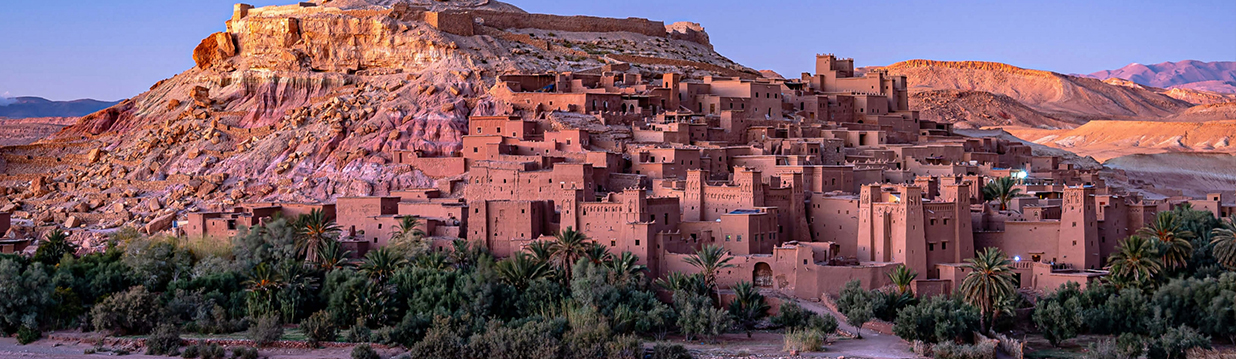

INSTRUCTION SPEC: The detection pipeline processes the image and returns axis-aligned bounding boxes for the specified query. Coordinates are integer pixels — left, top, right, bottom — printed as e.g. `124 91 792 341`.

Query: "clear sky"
1 0 1233 101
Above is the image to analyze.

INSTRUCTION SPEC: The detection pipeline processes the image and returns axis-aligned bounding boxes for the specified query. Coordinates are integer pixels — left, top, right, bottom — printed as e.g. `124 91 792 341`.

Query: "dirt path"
794 300 919 359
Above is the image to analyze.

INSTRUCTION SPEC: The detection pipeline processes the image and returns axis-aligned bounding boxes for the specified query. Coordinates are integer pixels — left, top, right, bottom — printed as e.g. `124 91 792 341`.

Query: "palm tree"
655 271 710 298
685 244 736 303
316 238 354 271
728 281 770 338
297 209 340 263
583 242 613 264
526 240 555 264
887 264 918 295
413 252 450 270
606 251 648 284
1212 216 1236 270
1138 211 1194 270
982 176 1024 211
1108 236 1162 286
549 227 592 279
33 228 78 265
360 248 407 283
496 253 552 289
392 216 426 240
245 263 284 317
960 247 1016 330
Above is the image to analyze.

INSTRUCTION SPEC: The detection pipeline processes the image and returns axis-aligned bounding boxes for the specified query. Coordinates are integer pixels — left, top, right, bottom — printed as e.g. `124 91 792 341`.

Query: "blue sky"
1 0 1233 101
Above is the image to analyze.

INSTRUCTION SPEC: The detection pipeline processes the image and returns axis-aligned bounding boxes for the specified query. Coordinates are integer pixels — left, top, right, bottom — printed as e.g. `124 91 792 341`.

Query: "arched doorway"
753 262 773 288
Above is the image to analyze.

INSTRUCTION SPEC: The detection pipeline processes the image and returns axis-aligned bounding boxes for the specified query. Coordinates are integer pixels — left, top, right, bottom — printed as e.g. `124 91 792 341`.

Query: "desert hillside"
1003 120 1236 162
878 60 1193 122
1088 60 1236 93
0 0 753 230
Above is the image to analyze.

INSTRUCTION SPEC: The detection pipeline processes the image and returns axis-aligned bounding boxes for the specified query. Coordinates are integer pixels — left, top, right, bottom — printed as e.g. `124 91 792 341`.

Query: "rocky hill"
0 97 120 119
0 117 78 146
1003 120 1236 162
1088 60 1236 94
872 60 1193 126
0 0 755 233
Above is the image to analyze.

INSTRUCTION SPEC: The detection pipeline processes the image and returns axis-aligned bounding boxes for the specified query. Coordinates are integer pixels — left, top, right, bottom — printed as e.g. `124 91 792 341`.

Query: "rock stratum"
0 0 753 233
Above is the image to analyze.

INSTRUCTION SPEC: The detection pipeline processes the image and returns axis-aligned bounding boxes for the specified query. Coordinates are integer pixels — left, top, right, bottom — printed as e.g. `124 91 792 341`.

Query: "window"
737 235 743 242
928 243 935 251
942 242 947 250
611 240 616 246
635 240 640 246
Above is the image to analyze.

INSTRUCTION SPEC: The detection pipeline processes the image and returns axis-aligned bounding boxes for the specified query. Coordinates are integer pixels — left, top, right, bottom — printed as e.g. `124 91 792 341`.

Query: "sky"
1 0 1233 101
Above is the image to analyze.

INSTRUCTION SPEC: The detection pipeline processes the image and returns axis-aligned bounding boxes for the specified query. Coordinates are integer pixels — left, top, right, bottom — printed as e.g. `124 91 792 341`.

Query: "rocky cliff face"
0 0 746 234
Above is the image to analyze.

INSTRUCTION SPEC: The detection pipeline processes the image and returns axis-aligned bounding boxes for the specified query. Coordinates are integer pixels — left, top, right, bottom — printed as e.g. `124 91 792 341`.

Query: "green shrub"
464 319 564 359
1147 325 1210 359
181 345 199 358
145 323 182 356
783 328 825 353
247 315 283 347
232 347 259 359
1086 333 1144 359
351 344 380 359
650 344 693 359
16 326 40 345
91 285 162 335
933 341 996 359
302 310 338 347
202 344 225 359
893 296 981 344
770 301 838 333
345 318 372 343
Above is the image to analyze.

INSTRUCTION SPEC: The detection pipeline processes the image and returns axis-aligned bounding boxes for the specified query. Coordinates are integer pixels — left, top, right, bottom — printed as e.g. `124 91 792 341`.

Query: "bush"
201 344 225 359
783 328 825 353
1147 325 1210 359
232 347 259 359
16 326 41 344
345 318 372 343
836 280 874 338
1086 333 1144 359
933 341 996 359
352 344 380 359
464 319 564 359
650 344 693 359
247 315 284 347
407 316 464 359
893 296 981 344
302 310 338 347
181 345 199 358
771 301 838 333
146 323 182 356
604 334 643 359
91 286 162 335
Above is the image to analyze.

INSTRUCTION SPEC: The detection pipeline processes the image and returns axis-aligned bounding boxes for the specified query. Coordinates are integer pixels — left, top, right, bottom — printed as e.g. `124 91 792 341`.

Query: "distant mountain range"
1086 60 1236 94
0 97 120 119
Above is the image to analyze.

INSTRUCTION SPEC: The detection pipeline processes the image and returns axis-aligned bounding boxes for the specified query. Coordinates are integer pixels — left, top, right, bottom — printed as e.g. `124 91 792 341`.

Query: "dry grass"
178 235 233 260
783 329 824 353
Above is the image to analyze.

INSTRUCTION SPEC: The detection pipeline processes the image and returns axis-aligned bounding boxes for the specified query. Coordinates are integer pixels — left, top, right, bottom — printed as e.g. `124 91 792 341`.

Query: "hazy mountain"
1088 60 1236 94
0 97 121 119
